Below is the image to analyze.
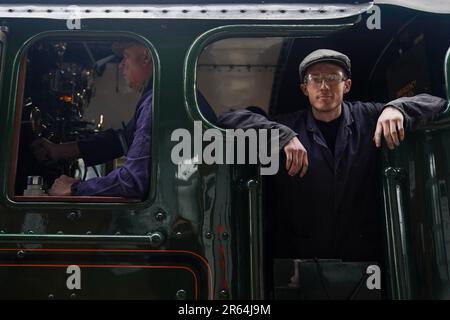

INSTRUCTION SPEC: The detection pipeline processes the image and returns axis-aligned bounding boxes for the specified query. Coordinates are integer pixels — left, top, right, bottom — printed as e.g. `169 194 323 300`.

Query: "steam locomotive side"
0 0 449 299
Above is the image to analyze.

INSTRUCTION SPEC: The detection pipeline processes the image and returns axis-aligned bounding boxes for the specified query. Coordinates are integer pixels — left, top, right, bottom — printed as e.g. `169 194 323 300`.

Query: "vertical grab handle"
383 167 412 299
445 47 450 103
247 179 264 300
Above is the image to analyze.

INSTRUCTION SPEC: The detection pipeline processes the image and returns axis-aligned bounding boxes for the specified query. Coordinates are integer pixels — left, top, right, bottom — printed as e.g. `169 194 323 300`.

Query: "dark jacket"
219 94 447 261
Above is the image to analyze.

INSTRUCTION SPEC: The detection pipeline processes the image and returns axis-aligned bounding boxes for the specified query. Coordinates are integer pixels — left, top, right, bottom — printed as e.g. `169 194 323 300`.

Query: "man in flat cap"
32 40 154 198
219 49 447 261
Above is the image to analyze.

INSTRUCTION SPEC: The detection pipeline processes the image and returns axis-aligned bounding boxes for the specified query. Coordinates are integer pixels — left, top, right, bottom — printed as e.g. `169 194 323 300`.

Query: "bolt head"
176 289 187 300
155 212 166 221
219 289 229 299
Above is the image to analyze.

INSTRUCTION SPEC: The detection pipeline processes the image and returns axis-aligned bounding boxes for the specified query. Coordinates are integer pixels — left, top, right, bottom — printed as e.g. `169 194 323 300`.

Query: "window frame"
5 30 159 209
0 30 5 94
445 47 450 111
184 20 359 129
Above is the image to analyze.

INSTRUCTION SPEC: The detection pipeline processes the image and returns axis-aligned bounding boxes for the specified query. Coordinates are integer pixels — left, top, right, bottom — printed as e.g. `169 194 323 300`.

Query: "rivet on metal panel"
222 232 229 240
176 289 187 300
57 231 64 235
17 250 25 258
86 231 92 235
155 211 166 221
219 289 229 299
205 231 213 239
67 210 81 221
48 294 55 299
70 293 77 300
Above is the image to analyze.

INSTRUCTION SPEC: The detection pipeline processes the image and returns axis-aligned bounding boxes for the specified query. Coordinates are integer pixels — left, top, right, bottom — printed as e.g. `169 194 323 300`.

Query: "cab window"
11 36 154 202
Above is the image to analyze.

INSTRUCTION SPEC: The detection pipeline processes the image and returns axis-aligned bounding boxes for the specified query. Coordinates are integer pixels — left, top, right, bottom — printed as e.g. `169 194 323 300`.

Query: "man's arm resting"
384 94 447 130
218 108 297 149
218 108 308 177
373 94 447 149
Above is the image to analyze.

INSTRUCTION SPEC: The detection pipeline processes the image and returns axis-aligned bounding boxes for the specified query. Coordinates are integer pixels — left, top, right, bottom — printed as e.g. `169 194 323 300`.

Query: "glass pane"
14 37 153 201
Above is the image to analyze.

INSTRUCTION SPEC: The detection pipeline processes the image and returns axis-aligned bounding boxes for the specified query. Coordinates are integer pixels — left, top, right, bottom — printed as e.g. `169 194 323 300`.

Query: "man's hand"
374 106 405 150
49 175 80 196
283 137 308 177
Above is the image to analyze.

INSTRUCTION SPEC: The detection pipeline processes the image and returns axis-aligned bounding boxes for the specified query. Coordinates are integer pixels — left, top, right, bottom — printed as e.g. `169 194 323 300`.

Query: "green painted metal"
382 166 412 299
247 179 262 299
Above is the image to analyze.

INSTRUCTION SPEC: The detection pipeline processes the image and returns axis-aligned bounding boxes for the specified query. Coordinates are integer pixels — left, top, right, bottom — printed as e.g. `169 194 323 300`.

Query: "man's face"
301 62 352 119
119 45 153 89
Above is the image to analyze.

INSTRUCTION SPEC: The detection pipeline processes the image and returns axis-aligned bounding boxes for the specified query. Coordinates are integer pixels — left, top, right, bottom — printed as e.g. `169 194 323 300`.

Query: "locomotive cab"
0 0 449 300
195 5 450 299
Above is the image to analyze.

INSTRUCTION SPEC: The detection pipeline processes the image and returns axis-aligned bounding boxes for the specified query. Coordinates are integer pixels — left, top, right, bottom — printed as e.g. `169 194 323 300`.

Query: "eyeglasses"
305 73 347 87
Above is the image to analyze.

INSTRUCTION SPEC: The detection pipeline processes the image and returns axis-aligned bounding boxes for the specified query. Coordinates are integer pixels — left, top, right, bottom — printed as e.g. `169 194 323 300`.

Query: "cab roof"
0 1 448 20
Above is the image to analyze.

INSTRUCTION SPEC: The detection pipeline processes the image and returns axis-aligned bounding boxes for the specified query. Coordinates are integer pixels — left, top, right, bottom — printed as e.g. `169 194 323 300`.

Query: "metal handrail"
247 179 263 300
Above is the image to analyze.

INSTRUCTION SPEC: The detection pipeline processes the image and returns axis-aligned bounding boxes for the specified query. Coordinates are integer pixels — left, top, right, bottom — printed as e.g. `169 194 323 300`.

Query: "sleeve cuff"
383 104 410 130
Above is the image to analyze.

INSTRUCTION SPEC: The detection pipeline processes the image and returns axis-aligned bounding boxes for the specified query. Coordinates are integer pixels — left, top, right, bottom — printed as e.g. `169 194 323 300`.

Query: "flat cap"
299 49 351 81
